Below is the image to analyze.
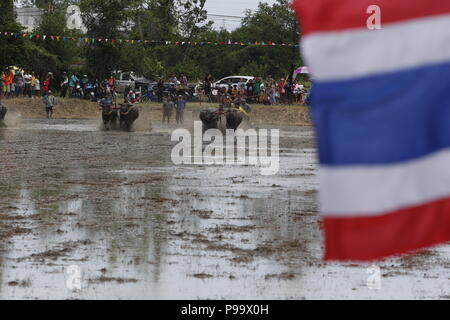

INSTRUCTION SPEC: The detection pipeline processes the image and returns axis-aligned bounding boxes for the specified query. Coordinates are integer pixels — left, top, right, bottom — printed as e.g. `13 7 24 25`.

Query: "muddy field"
1 100 450 300
4 98 312 127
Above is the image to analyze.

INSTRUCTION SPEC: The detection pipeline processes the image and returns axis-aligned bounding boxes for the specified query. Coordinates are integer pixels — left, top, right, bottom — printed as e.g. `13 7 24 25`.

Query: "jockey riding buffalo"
200 107 244 135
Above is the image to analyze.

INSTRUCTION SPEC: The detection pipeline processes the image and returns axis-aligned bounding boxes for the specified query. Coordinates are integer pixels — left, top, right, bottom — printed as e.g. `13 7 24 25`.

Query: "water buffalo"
225 109 244 131
99 98 118 130
119 103 139 131
0 103 7 126
200 108 243 134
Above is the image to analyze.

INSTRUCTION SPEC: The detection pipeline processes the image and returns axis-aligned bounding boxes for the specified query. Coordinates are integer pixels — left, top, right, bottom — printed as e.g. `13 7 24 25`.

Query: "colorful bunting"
0 31 299 48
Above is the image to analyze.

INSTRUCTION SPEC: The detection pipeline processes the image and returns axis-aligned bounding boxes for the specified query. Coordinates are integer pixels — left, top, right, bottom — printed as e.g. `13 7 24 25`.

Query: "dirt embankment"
3 98 312 126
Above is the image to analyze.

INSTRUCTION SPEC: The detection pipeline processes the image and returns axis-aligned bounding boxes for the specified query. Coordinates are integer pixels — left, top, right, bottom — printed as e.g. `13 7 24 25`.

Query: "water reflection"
2 120 448 299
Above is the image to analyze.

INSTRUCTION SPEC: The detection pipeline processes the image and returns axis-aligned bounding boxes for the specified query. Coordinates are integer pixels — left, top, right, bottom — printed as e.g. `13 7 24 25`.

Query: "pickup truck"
113 71 152 93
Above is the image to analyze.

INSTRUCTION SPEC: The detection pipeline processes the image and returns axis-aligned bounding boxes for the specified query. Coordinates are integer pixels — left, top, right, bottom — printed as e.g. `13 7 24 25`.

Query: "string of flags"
1 31 299 47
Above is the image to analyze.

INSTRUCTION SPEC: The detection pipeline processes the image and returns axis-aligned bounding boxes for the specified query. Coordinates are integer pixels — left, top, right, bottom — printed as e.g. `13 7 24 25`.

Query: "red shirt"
43 80 49 92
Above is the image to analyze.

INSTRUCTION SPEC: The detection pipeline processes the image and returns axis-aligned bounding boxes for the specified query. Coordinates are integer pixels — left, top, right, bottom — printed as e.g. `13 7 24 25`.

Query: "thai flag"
292 0 450 261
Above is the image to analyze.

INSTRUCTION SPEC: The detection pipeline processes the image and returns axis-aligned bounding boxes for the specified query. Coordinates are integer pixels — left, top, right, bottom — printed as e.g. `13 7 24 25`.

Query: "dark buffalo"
225 109 244 131
99 98 118 130
0 103 7 126
200 108 243 134
119 103 139 131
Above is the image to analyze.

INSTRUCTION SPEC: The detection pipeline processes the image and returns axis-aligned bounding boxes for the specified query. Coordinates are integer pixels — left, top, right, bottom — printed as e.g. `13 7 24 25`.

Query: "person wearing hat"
43 90 56 119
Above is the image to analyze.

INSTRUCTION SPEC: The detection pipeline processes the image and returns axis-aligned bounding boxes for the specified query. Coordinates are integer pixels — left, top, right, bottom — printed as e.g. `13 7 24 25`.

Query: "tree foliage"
4 0 301 80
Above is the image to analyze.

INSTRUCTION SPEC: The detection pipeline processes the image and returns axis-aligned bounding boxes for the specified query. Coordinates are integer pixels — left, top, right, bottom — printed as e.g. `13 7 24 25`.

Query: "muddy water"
1 119 450 300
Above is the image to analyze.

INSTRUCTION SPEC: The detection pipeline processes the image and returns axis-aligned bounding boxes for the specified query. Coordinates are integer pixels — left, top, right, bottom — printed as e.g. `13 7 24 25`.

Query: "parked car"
113 71 152 93
195 76 255 94
214 76 255 91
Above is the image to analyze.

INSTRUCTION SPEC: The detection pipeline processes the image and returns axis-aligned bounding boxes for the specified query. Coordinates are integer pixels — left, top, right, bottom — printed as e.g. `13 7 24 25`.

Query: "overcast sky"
204 0 278 30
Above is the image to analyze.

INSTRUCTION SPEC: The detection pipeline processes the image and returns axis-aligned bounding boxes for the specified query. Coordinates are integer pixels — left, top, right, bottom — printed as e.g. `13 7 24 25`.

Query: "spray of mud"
1 111 23 128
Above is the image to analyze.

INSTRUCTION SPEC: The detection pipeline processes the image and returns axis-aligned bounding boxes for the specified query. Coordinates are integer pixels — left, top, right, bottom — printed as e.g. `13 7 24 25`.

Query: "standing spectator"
268 81 277 105
285 79 293 105
237 78 244 91
204 74 214 101
107 75 116 93
69 73 78 97
60 72 69 98
157 79 164 102
179 73 188 95
99 78 108 99
42 77 50 96
24 71 32 98
31 72 37 98
254 78 262 102
15 71 24 97
34 75 41 97
4 69 14 98
293 79 304 104
41 72 53 96
175 95 186 125
204 74 212 98
46 72 54 91
43 90 56 119
162 96 174 124
277 78 286 104
246 79 255 103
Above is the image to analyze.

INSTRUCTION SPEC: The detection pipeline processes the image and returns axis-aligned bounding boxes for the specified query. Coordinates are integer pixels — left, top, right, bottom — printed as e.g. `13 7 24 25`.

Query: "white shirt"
24 74 32 84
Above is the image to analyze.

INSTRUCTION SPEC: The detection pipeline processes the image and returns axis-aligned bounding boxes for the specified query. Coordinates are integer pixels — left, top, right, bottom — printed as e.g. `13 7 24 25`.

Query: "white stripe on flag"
302 14 450 82
319 148 450 217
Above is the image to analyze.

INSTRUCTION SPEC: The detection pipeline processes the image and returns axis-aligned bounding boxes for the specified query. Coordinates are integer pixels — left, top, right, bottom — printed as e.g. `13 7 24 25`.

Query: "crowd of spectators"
1 67 310 106
200 74 309 106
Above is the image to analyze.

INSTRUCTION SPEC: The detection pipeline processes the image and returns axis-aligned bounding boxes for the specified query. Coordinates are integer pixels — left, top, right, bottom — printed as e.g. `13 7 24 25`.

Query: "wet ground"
1 118 450 300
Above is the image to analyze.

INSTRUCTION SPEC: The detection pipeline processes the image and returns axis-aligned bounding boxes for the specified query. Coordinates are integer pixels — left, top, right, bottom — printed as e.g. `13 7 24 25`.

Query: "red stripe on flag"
292 0 450 35
323 196 450 261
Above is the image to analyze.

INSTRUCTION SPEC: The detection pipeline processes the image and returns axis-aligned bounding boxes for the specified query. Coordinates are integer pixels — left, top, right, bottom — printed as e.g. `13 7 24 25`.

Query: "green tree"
31 7 83 78
0 0 28 67
229 0 300 78
79 0 136 78
1 0 15 25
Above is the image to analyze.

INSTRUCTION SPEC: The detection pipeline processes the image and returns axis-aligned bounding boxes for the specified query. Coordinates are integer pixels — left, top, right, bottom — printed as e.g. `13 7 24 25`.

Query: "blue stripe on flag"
311 62 450 166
